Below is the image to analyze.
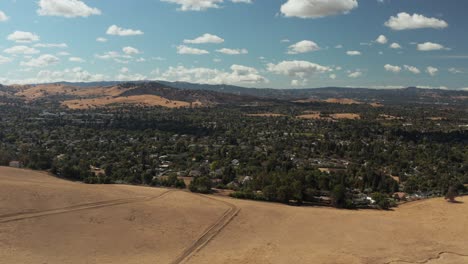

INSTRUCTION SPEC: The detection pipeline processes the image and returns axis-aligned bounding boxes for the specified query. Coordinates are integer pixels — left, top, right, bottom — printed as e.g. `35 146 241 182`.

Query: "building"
9 161 23 168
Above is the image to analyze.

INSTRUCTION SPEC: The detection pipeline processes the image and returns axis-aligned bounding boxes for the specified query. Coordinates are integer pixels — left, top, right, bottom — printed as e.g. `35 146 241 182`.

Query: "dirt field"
1 167 467 264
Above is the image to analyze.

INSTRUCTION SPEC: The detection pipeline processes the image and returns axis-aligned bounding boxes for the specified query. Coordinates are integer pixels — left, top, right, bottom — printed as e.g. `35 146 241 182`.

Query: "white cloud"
448 68 462 74
94 51 133 63
216 48 248 55
120 67 130 73
389 42 401 49
346 50 361 56
162 0 251 11
184 33 224 44
384 12 448 30
426 66 438 76
384 64 401 73
69 57 85 63
57 51 70 56
287 40 320 54
404 65 421 74
37 0 101 18
0 55 12 64
116 73 147 81
348 71 362 78
36 67 106 83
106 25 144 36
281 39 291 43
417 42 448 51
0 11 9 22
376 35 388 44
335 44 343 49
7 31 40 43
280 0 358 19
20 54 60 67
157 64 267 85
267 60 332 79
161 0 223 11
4 45 40 55
329 74 337 80
96 37 107 42
34 43 68 48
177 45 209 55
123 46 141 55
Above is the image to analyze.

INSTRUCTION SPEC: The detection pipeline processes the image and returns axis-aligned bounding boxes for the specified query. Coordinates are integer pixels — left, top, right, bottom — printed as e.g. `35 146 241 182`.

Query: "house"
9 161 23 168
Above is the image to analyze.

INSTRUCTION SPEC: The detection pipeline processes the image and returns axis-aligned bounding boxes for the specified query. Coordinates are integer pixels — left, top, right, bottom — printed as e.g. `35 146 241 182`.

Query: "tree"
331 184 347 208
189 176 212 194
372 192 391 210
445 186 459 203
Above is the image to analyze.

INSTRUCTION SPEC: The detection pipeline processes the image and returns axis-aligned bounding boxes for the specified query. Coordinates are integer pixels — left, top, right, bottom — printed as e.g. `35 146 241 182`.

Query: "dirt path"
170 194 240 264
385 252 468 264
0 190 174 224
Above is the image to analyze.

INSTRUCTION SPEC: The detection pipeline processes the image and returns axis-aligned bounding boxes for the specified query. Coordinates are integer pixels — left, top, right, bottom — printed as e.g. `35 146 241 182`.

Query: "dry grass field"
62 95 194 109
246 113 287 117
1 167 467 264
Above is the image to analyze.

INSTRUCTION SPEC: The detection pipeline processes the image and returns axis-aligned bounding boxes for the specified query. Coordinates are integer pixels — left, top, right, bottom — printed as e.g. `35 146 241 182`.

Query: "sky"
0 0 467 90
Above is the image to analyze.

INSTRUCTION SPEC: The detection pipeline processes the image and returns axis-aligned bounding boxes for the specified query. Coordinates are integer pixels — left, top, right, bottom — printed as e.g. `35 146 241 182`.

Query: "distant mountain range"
1 81 467 108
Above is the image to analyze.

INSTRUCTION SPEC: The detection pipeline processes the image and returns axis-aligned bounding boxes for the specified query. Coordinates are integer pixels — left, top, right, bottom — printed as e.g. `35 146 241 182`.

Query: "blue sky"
0 0 466 89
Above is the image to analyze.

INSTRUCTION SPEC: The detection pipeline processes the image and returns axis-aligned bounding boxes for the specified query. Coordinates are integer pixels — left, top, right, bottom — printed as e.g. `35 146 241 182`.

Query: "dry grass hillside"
1 167 467 264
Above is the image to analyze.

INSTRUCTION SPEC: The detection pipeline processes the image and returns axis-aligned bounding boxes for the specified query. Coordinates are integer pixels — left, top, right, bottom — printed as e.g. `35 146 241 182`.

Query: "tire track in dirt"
170 194 240 264
384 251 468 264
0 190 174 224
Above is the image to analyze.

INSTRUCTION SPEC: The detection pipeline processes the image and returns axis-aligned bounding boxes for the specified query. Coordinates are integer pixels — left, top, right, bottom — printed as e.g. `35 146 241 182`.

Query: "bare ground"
1 167 467 264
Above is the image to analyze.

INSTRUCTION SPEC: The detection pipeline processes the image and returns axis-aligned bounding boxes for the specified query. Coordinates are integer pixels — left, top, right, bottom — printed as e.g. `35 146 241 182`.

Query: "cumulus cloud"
417 42 448 51
376 35 388 44
0 11 9 21
267 60 332 79
94 51 133 63
106 25 144 36
287 40 320 54
7 31 40 43
37 0 101 18
448 68 462 74
280 0 358 19
116 73 147 81
384 64 401 73
426 66 438 76
184 33 224 44
20 54 60 67
216 48 248 55
96 37 107 42
0 55 12 64
162 0 222 11
385 12 448 30
157 64 267 85
177 45 209 55
346 50 361 56
4 45 40 55
34 43 68 48
69 57 85 62
162 0 250 11
348 71 362 78
403 65 420 74
389 42 401 49
123 46 141 55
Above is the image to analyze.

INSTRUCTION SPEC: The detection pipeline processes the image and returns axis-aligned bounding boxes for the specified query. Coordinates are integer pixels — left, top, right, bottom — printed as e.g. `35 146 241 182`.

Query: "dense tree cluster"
0 100 466 208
